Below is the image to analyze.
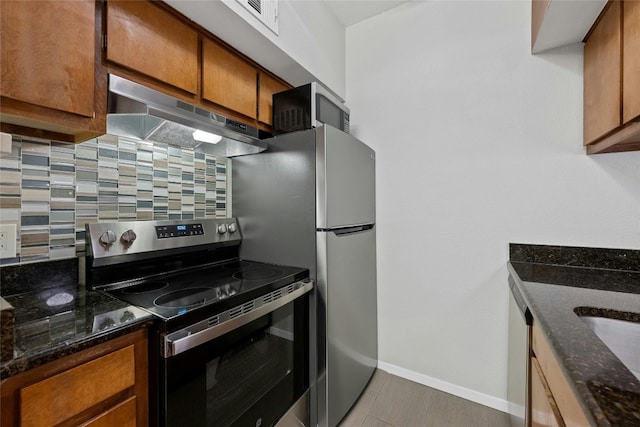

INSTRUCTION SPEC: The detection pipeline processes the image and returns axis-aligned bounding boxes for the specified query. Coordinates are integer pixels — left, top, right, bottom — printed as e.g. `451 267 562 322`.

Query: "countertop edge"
0 317 154 380
507 261 605 427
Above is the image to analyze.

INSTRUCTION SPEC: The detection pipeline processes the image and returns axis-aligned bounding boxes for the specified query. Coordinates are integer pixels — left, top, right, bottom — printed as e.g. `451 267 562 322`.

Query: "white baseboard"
377 361 510 414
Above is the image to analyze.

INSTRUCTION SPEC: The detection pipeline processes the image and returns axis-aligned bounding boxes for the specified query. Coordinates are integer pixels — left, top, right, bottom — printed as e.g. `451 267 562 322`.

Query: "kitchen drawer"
80 396 137 427
20 345 135 427
1 329 148 427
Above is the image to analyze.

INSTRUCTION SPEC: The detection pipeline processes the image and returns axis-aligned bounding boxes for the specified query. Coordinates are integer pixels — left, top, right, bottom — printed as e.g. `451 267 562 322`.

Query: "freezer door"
317 226 377 427
316 125 375 229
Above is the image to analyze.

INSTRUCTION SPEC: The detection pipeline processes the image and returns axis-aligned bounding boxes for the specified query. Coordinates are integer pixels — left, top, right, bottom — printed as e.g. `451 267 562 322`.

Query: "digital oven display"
155 224 204 239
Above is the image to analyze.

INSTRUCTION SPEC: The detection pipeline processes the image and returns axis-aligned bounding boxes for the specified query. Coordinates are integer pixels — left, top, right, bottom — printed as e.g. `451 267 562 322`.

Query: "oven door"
156 282 311 427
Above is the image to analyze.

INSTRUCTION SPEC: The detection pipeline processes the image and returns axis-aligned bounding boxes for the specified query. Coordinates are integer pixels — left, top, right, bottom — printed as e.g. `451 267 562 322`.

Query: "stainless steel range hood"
107 74 268 156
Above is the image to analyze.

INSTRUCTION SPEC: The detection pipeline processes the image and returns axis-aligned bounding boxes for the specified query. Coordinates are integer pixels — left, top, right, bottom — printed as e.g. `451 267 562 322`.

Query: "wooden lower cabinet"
530 323 590 427
531 357 563 427
0 328 148 427
81 397 137 427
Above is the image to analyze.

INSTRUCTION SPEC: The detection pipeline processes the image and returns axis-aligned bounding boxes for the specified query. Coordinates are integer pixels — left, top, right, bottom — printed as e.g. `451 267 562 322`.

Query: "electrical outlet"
0 224 17 259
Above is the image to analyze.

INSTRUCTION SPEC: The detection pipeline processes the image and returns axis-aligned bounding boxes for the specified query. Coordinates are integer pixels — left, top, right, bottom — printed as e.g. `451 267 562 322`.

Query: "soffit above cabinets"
322 0 411 27
532 0 607 53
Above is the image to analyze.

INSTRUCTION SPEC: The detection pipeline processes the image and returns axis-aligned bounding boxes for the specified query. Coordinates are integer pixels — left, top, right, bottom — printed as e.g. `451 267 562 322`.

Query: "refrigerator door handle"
318 224 374 235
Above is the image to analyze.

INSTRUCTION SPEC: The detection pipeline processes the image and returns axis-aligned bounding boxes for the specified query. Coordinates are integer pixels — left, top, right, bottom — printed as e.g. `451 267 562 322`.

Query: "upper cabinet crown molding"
532 0 607 53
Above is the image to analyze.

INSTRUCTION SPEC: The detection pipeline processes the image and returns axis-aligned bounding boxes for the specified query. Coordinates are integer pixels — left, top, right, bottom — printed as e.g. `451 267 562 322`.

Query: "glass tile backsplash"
0 134 230 265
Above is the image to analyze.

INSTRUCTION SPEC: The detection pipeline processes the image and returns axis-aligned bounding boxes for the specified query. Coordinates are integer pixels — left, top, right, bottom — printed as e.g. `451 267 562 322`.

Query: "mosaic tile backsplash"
0 134 230 265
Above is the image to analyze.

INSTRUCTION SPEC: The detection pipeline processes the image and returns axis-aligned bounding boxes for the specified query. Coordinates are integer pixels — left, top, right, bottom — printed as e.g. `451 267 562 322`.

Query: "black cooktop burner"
154 284 238 308
232 268 282 281
154 288 210 308
97 260 309 329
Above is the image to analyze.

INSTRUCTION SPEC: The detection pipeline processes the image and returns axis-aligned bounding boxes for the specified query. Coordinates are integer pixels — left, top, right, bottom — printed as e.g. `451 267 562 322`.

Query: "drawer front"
81 396 137 427
20 345 136 427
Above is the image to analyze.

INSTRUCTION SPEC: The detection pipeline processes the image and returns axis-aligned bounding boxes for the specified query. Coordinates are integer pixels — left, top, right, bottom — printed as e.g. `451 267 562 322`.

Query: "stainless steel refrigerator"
232 124 378 427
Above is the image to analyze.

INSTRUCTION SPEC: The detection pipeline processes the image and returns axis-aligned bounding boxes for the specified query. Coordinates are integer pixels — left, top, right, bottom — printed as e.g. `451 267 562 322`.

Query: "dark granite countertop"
508 244 640 427
0 259 154 380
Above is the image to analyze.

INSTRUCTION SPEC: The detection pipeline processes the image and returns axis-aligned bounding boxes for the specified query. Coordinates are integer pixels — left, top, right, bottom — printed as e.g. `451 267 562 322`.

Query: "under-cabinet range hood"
107 74 268 156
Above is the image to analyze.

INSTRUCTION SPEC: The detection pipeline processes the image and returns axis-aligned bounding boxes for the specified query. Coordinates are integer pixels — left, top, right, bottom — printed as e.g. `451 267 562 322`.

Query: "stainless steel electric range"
85 218 312 427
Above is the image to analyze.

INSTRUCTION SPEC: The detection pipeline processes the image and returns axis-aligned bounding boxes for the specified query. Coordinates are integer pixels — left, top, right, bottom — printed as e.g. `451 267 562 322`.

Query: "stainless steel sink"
580 316 640 381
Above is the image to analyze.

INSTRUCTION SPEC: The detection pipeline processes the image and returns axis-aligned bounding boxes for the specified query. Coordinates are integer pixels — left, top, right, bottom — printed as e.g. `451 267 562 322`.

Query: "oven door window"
163 299 307 427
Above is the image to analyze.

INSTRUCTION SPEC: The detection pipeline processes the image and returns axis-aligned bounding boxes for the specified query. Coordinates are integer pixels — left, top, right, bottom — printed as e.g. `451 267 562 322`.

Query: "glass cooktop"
101 260 309 324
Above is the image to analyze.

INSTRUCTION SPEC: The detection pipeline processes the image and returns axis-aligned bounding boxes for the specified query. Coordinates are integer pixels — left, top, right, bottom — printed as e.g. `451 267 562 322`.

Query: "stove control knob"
99 230 117 247
217 224 228 234
120 229 137 245
228 223 237 234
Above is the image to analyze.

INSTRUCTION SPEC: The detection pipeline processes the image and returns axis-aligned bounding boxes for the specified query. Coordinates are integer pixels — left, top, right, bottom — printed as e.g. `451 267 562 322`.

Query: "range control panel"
156 223 205 239
86 218 241 266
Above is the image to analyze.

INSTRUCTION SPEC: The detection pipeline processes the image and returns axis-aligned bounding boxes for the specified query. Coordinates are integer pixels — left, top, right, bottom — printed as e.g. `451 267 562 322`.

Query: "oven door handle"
162 280 313 357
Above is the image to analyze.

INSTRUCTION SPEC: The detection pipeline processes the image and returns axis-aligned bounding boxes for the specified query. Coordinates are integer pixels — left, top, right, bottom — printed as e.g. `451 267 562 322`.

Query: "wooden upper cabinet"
623 0 640 124
258 72 289 126
202 39 258 120
106 0 198 95
584 1 621 145
531 0 551 52
1 0 95 117
583 0 640 153
0 0 105 142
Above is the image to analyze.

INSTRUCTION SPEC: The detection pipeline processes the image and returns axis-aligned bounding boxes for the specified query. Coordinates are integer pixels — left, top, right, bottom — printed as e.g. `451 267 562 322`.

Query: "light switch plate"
0 224 17 259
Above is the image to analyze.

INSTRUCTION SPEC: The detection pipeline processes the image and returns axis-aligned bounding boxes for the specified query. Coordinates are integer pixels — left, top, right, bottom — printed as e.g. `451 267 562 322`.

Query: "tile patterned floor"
339 370 510 427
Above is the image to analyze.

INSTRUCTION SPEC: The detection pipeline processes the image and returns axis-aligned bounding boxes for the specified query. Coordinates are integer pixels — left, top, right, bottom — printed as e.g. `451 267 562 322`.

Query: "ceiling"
323 0 411 27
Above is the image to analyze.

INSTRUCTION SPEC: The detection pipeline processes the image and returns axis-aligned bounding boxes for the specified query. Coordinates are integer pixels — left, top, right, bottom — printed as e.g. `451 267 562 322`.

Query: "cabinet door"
106 0 198 94
530 357 563 427
584 1 621 144
202 39 258 120
623 0 640 124
20 345 136 426
0 0 95 118
258 72 289 126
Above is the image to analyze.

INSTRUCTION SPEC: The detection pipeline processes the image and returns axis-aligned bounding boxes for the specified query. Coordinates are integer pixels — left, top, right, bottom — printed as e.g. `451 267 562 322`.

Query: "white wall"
165 0 347 98
346 0 640 411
